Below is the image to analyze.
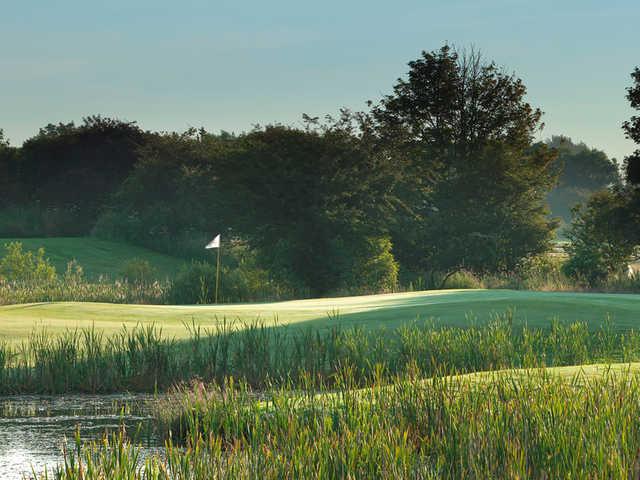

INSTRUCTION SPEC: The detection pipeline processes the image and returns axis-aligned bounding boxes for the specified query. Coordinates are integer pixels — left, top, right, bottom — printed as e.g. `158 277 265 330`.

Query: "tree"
623 68 640 185
371 45 558 277
563 190 636 285
0 129 18 207
97 122 401 295
214 123 401 295
546 136 620 228
93 128 235 256
15 116 148 234
564 67 640 284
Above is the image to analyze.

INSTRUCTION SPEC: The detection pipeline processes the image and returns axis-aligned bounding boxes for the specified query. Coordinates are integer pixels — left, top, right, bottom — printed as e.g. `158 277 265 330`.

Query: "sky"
1 0 638 161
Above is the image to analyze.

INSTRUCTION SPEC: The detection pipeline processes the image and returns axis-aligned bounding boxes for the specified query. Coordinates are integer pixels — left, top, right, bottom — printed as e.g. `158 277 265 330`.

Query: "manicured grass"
1 289 639 343
0 237 186 280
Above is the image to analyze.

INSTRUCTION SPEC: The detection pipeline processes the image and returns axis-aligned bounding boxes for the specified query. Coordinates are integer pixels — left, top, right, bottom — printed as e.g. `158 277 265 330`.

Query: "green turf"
0 237 187 280
1 289 639 343
304 362 640 406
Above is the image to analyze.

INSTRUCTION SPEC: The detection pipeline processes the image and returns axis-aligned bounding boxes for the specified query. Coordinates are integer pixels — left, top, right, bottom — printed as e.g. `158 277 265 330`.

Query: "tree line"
0 45 635 295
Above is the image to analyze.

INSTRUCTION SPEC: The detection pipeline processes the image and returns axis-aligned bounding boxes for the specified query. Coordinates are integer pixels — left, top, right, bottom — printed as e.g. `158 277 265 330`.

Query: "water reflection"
0 394 162 480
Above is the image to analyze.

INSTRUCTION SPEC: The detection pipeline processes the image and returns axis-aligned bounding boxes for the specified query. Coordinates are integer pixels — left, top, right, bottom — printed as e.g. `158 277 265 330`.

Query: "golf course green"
2 288 639 343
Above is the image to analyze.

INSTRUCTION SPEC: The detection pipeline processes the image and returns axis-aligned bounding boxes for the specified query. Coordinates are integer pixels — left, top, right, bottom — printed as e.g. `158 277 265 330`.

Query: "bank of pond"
3 313 640 478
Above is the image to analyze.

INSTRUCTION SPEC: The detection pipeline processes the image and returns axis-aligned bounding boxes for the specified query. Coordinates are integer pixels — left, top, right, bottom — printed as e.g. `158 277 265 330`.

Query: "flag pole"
215 240 221 304
206 234 222 304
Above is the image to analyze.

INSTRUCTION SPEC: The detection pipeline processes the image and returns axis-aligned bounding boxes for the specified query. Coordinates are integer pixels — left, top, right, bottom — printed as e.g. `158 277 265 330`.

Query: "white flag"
205 234 220 249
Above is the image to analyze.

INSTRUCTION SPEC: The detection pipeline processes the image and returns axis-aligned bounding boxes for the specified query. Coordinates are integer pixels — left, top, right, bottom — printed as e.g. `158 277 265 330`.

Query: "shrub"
0 242 56 283
169 258 290 304
563 190 636 286
121 258 156 285
441 270 483 289
169 261 217 304
337 236 399 294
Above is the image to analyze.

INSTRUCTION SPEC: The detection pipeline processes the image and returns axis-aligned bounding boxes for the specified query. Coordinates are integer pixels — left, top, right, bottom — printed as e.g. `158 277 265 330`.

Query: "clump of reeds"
0 277 169 306
3 312 640 394
37 367 640 479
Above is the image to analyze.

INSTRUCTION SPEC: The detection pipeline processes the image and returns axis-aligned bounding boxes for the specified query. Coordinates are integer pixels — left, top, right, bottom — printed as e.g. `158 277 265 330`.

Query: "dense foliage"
8 46 639 295
0 116 148 236
624 67 640 185
370 46 558 279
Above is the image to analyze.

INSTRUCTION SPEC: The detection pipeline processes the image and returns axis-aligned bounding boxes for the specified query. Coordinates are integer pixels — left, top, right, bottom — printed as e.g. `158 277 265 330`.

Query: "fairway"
0 237 186 280
2 289 639 343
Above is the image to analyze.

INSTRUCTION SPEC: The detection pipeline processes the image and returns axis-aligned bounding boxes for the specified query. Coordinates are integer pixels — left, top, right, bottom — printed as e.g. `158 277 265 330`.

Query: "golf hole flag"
206 234 220 249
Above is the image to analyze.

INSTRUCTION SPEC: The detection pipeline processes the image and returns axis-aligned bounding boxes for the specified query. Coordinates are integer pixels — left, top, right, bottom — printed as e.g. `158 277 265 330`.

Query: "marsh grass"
3 312 640 394
38 367 640 479
0 278 168 305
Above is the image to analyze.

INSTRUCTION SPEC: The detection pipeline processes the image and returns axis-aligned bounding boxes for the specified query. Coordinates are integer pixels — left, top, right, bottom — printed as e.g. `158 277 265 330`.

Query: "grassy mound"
0 237 186 279
1 289 639 342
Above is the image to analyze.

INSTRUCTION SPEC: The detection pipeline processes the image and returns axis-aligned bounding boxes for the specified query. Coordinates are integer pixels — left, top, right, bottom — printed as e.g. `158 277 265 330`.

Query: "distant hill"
0 237 186 280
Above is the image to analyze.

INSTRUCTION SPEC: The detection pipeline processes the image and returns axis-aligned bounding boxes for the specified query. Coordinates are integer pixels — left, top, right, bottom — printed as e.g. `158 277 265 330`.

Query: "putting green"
1 289 639 343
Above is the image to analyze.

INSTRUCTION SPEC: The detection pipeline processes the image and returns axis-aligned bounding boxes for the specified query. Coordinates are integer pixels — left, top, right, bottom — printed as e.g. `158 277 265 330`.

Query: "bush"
0 242 56 283
121 258 156 285
169 257 291 304
441 270 483 289
563 190 636 286
169 261 217 304
336 236 399 294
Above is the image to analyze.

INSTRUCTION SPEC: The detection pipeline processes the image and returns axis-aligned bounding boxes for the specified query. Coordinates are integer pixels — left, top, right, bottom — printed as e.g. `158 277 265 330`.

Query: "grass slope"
1 289 639 343
0 237 186 280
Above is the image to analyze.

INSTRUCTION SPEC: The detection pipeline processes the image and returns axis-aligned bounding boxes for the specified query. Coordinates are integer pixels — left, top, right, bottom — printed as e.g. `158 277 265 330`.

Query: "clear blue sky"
1 0 638 161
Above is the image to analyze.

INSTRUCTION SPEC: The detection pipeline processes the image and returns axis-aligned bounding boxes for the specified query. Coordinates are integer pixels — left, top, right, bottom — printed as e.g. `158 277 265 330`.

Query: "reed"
3 312 640 394
0 277 169 305
38 367 640 479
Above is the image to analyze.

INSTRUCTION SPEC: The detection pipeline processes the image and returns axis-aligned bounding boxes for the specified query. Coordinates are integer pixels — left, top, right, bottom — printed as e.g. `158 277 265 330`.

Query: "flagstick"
215 241 221 304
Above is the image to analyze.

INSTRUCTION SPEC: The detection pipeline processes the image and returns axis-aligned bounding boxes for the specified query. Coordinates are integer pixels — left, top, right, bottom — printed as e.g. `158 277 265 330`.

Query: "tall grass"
0 277 169 305
38 368 640 479
3 312 640 394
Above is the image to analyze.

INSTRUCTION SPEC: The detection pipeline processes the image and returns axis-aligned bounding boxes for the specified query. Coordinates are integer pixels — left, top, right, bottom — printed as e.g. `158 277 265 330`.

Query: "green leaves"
0 241 56 283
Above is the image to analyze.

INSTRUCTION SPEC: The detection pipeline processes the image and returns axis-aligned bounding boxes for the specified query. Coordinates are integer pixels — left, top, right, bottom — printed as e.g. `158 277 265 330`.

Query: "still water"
0 394 162 479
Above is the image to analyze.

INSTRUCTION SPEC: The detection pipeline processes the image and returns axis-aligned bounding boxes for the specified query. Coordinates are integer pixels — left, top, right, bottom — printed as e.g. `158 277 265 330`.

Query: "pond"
0 394 162 480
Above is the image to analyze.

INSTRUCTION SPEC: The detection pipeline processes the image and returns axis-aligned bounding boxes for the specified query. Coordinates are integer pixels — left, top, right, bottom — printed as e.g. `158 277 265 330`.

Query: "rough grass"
0 237 186 280
6 312 640 394
41 365 640 479
1 289 639 343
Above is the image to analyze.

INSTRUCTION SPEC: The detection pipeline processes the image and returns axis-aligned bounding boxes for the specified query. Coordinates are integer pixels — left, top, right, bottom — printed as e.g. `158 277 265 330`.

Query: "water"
0 394 162 480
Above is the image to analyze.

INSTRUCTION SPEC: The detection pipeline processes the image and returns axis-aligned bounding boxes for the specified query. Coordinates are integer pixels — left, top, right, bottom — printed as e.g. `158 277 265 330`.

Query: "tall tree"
622 67 640 243
215 123 401 295
16 116 148 234
564 67 640 283
0 129 18 207
372 45 558 277
624 68 640 185
94 128 236 256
